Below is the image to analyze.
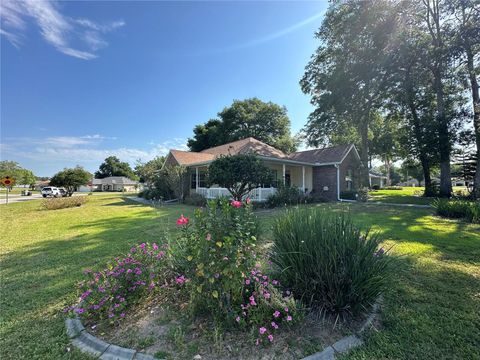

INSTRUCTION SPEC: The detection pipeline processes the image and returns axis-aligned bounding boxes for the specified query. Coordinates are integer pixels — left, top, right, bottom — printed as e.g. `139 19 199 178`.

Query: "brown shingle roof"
169 150 215 165
201 137 287 159
168 138 356 166
289 144 354 164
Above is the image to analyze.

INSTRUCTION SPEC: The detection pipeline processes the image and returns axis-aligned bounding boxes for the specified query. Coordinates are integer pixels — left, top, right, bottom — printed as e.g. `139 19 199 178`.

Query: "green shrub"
383 186 403 190
357 188 369 202
266 185 306 208
184 193 207 207
42 196 87 210
433 199 480 223
271 208 390 317
170 198 259 320
339 190 357 200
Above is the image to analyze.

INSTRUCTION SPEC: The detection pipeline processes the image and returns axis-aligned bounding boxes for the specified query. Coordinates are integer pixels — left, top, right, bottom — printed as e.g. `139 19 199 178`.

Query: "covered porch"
191 160 313 202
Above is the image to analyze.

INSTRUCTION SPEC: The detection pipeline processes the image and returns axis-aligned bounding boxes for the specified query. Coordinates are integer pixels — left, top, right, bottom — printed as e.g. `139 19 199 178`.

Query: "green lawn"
1 195 479 359
368 186 470 205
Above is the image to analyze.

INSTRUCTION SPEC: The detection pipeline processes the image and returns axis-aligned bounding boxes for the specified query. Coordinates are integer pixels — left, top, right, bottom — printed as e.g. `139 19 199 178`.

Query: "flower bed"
67 199 389 358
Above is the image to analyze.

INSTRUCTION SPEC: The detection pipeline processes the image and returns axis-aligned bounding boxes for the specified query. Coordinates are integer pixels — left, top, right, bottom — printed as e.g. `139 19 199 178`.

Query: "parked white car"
41 187 62 198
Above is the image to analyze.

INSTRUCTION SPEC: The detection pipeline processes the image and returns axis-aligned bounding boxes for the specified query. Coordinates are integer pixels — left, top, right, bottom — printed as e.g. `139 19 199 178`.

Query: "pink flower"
231 200 242 208
287 315 293 321
255 339 260 346
259 327 267 334
268 334 274 342
272 280 279 285
264 292 271 299
271 321 278 329
175 275 186 285
273 310 280 318
246 198 251 204
245 279 251 285
139 243 146 249
176 214 189 226
284 307 289 312
206 233 212 241
153 243 159 250
235 316 241 322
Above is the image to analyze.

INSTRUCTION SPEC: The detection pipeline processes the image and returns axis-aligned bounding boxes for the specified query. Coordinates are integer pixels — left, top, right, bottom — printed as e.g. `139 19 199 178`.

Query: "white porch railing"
195 187 277 202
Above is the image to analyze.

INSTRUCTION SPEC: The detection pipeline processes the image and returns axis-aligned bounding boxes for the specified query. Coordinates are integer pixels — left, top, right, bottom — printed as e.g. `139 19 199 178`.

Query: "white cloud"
0 0 125 60
2 135 187 168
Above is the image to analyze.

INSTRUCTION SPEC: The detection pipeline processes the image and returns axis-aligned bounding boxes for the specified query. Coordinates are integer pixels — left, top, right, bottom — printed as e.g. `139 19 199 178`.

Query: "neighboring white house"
77 177 141 192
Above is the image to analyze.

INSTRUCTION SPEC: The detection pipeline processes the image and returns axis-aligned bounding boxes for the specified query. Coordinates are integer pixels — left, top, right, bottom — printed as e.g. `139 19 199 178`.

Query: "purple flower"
153 243 159 251
273 310 280 318
268 334 274 342
287 315 293 321
235 316 241 322
245 279 251 285
75 308 85 314
259 327 267 334
271 321 279 329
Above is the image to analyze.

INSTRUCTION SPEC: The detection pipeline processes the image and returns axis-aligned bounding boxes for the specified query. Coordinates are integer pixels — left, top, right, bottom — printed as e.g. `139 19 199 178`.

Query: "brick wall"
339 150 362 192
312 165 338 201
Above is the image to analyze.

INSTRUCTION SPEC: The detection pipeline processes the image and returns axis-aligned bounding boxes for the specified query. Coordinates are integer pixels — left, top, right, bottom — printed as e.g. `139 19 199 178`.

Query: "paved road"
0 193 43 205
0 193 87 205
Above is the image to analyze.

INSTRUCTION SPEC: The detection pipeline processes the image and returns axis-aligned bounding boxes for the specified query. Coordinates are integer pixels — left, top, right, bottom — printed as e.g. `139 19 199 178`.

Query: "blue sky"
1 1 327 176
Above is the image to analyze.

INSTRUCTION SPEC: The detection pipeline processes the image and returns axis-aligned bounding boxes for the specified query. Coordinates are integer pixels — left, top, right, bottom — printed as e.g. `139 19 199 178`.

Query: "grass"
1 195 479 359
368 186 469 205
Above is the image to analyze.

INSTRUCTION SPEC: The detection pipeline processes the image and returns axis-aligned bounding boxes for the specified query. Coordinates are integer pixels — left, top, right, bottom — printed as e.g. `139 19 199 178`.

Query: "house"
77 177 141 192
369 171 388 188
164 137 364 201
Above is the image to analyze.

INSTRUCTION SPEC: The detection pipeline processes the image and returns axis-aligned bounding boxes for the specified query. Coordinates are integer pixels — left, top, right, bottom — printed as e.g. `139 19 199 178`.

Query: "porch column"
196 167 199 191
282 164 286 185
302 166 305 193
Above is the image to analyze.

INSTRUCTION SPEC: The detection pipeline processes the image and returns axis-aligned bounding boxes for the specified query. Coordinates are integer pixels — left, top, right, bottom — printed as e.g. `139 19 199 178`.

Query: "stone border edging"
66 316 161 360
67 297 382 360
300 296 383 360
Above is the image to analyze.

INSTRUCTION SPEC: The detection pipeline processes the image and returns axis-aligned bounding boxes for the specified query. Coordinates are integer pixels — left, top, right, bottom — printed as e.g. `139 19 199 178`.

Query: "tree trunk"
359 120 370 188
432 68 452 197
384 157 392 186
405 69 435 196
465 46 480 199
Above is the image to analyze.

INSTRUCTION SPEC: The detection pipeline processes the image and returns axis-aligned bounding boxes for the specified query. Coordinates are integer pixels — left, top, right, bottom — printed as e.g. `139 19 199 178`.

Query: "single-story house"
369 171 388 188
77 177 141 192
164 137 365 201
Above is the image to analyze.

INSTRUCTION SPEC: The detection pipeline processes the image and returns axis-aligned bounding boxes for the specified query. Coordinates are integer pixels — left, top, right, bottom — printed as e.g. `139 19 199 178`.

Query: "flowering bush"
170 198 259 320
68 242 177 322
235 266 298 345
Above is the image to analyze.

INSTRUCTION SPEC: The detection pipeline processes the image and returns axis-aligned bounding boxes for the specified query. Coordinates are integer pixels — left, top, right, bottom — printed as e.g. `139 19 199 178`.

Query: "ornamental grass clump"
68 242 177 323
170 198 260 320
271 208 390 317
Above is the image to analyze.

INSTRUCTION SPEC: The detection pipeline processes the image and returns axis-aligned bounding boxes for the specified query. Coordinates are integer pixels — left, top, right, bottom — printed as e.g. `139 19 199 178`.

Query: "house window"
191 171 206 189
346 169 353 190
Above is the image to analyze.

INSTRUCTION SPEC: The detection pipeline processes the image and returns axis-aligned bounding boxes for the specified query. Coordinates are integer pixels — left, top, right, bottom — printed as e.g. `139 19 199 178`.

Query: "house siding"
312 165 338 201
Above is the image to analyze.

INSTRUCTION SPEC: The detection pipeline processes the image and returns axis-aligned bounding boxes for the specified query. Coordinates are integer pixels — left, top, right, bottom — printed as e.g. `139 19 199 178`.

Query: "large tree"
50 167 92 196
208 154 273 201
301 0 397 186
0 161 36 187
187 98 299 153
95 156 137 180
450 0 480 198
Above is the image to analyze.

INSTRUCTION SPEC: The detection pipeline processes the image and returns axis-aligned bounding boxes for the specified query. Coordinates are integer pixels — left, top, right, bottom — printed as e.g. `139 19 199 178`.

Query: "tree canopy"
208 154 273 200
187 98 299 153
50 167 92 195
95 156 137 180
301 0 479 197
0 161 36 187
